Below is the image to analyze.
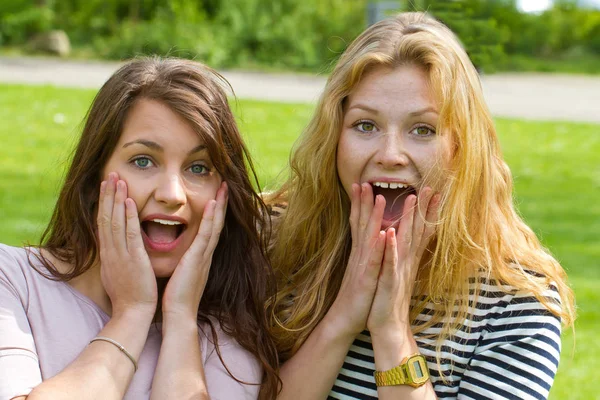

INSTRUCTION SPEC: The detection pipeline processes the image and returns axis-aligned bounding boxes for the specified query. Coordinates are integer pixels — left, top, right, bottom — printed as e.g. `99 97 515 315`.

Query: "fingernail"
100 181 106 193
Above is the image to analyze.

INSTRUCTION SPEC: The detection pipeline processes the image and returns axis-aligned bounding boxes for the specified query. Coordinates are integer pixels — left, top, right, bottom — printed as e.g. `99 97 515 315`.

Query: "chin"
149 257 179 278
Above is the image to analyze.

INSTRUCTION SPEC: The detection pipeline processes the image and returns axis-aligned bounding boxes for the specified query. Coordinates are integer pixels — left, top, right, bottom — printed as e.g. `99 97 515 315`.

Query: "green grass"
1 84 598 399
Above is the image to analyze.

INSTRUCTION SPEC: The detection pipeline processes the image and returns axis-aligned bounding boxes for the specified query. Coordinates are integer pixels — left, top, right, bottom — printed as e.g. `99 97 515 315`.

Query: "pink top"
0 244 261 399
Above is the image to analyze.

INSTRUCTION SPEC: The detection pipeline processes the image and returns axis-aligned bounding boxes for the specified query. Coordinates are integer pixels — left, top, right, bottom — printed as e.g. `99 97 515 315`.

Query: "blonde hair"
267 12 575 362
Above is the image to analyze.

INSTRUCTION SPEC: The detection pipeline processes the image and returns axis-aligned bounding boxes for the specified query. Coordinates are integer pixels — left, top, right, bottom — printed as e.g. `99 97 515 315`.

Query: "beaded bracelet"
90 336 138 372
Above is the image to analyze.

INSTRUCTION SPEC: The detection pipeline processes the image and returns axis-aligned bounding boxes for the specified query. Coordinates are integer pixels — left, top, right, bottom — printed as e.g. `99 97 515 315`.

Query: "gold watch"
374 354 430 387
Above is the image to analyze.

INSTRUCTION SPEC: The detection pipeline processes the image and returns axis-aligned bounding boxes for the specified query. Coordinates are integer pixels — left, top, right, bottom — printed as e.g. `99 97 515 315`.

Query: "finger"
365 194 385 242
349 183 360 247
97 180 107 247
125 197 145 257
98 173 117 250
416 193 441 260
187 199 217 262
380 228 398 284
111 180 129 254
364 229 386 279
206 182 228 253
358 183 374 236
411 187 434 253
396 194 417 258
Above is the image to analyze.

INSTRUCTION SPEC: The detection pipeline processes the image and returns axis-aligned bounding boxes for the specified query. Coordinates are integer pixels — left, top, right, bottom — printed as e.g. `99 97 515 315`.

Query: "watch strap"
373 354 430 387
374 364 407 386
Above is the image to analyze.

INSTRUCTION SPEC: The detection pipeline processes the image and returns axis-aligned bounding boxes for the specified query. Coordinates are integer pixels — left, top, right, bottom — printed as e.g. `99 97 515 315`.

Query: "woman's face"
337 64 451 229
102 99 222 277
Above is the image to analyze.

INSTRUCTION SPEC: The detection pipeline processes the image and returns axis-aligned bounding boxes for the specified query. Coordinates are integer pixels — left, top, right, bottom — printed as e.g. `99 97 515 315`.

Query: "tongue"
377 188 409 221
145 222 178 244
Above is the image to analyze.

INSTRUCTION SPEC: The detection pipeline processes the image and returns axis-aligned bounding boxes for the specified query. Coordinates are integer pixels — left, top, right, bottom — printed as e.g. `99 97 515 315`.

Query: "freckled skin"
336 65 451 225
102 99 222 277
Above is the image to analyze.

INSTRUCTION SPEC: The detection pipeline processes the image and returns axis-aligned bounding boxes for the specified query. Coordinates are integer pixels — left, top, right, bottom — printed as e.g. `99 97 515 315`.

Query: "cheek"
118 174 153 209
336 133 361 186
187 179 222 217
419 146 451 190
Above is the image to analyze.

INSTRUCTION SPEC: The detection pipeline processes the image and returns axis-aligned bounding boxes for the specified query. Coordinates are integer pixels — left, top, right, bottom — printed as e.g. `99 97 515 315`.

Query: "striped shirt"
329 280 562 400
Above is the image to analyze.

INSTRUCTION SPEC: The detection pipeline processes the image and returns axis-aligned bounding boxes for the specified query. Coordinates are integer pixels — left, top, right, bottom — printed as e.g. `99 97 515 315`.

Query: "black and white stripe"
329 281 562 400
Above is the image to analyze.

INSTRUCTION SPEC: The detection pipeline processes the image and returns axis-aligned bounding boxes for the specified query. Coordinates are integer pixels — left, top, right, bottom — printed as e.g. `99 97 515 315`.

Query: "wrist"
161 312 199 337
111 305 155 324
371 327 417 371
320 311 360 346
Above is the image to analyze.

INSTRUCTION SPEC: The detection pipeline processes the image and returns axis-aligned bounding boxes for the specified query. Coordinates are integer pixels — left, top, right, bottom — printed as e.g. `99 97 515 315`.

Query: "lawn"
1 84 598 399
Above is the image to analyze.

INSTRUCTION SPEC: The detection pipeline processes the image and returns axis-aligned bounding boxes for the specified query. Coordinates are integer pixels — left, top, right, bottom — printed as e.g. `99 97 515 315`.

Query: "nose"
375 132 409 168
154 173 187 207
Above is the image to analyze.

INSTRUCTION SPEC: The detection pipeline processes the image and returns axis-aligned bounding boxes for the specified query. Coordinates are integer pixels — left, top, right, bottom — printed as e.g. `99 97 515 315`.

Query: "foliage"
0 4 54 45
423 0 511 72
0 0 599 72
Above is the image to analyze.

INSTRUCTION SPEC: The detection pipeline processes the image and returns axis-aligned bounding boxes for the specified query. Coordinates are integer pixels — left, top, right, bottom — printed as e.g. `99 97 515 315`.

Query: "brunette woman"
0 57 278 400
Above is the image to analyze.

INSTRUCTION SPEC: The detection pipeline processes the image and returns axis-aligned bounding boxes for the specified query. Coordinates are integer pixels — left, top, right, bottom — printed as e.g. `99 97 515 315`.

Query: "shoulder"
266 201 287 217
0 243 29 265
199 319 262 398
261 189 288 219
471 274 561 321
265 200 288 230
0 244 62 307
264 199 288 249
445 277 563 399
0 244 34 294
199 318 261 369
469 275 562 355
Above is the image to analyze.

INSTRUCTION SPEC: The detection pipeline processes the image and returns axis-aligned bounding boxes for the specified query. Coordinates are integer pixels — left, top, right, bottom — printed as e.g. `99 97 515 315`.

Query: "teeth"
151 219 182 226
372 182 409 189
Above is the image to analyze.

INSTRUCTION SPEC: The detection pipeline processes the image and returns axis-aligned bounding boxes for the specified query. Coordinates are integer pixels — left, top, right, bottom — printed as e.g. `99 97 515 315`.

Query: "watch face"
413 359 424 378
407 355 430 386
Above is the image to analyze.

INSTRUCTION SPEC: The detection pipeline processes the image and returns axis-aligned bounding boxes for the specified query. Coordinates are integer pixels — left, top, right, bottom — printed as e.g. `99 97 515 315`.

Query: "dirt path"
1 56 599 123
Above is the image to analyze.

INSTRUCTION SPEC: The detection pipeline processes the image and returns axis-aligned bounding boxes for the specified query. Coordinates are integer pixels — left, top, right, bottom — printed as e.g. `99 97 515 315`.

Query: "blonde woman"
267 12 575 400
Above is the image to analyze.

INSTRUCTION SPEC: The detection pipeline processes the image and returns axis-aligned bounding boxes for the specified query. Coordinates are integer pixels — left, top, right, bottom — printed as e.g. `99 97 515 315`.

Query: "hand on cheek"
327 183 387 338
161 181 228 323
367 187 440 340
97 172 157 318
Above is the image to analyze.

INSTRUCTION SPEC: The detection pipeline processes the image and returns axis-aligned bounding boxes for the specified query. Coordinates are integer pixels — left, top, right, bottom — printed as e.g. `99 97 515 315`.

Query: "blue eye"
133 157 154 169
190 164 208 175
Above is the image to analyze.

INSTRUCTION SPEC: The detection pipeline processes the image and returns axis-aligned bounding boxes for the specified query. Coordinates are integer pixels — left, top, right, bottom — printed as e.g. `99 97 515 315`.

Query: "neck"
69 263 113 315
41 248 112 315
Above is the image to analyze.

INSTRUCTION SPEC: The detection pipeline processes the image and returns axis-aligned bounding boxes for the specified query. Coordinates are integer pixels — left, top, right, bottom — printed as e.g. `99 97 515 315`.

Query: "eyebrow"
347 103 379 114
346 104 438 117
408 107 439 117
122 139 207 155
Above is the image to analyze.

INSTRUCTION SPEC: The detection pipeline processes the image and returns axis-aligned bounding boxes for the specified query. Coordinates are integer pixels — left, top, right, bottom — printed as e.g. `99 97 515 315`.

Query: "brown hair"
37 57 280 398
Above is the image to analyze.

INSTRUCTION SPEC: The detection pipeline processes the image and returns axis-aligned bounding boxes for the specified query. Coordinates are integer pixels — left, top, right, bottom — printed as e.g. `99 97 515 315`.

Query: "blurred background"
1 0 600 73
0 1 599 399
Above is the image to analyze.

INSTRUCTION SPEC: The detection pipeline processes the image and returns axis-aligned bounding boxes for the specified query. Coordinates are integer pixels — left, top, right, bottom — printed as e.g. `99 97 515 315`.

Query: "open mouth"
141 219 187 249
371 181 417 225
